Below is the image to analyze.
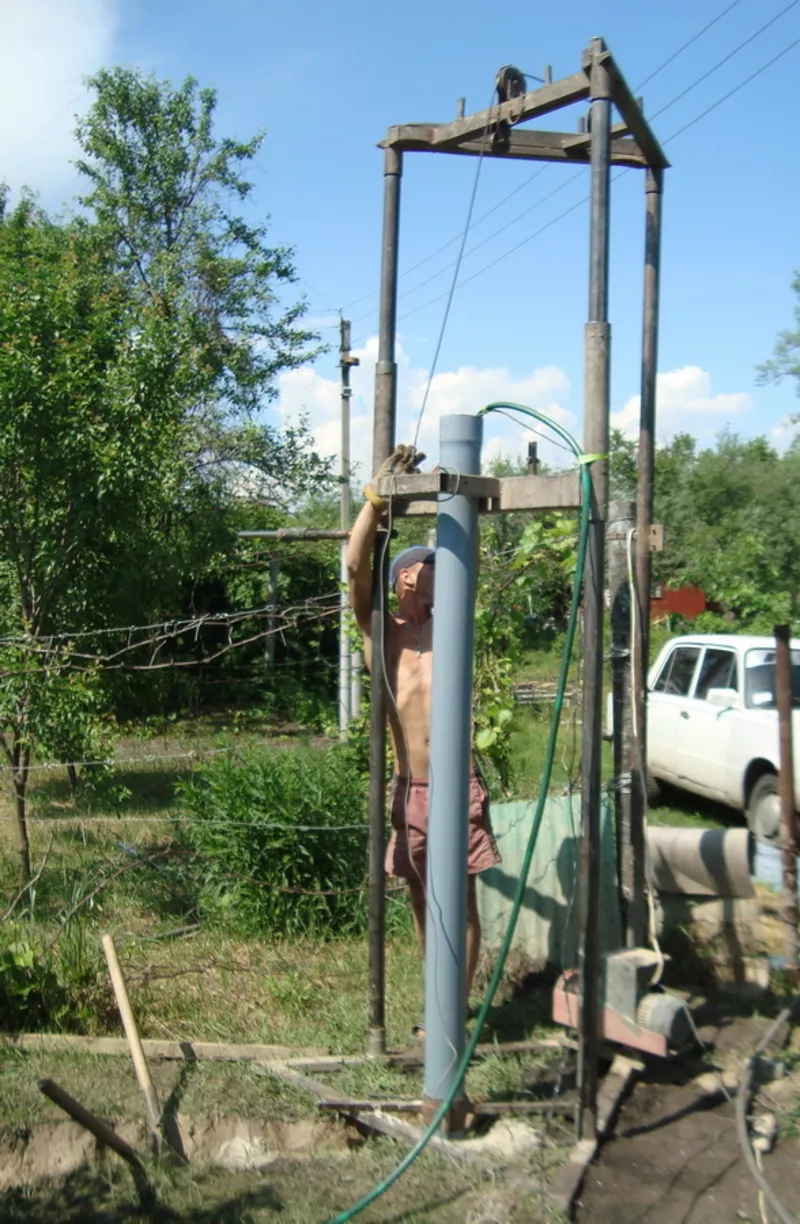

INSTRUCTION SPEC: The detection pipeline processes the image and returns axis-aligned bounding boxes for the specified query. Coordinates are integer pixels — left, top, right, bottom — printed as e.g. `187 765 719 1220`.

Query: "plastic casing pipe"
424 412 483 1111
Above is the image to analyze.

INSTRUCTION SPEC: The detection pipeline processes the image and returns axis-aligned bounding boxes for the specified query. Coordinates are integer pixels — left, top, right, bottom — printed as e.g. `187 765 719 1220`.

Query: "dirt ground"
579 1013 800 1224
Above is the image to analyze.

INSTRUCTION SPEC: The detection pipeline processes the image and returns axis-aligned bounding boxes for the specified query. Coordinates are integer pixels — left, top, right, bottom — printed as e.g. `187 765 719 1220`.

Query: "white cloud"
277 343 576 479
612 366 753 440
0 0 117 203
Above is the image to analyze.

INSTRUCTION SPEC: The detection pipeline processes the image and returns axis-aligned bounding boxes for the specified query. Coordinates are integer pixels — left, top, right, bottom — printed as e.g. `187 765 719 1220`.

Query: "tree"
757 268 800 418
0 195 191 878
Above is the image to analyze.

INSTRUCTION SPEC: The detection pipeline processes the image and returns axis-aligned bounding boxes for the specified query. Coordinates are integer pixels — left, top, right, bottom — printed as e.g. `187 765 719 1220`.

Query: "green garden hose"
326 403 593 1223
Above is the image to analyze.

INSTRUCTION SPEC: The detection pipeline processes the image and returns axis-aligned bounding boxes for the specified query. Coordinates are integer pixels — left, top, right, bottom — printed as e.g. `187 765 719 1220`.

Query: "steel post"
367 144 402 1058
423 413 483 1131
577 37 612 1143
608 501 637 942
339 319 354 739
633 167 663 950
775 625 798 980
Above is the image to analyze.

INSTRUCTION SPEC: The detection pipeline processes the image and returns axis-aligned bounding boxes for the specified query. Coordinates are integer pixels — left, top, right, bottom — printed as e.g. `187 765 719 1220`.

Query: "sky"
2 0 799 477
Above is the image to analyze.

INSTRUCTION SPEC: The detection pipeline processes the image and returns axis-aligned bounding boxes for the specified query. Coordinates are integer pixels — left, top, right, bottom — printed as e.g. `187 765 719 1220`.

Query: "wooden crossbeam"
374 471 582 516
383 124 647 169
423 71 590 148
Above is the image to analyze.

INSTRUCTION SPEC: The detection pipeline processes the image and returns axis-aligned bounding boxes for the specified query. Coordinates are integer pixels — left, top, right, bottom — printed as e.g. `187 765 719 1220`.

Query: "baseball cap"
390 546 435 591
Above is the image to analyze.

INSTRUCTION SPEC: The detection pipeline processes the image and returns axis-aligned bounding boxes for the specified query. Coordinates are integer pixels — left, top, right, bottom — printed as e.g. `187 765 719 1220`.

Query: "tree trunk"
66 763 79 794
11 744 31 883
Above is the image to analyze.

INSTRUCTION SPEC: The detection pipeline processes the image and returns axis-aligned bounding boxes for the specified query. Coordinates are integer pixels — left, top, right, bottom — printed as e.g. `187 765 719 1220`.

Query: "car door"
674 646 739 798
648 644 702 781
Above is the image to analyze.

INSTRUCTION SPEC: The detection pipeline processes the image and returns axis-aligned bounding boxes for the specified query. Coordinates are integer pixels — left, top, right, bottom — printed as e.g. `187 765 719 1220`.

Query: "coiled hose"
326 403 593 1223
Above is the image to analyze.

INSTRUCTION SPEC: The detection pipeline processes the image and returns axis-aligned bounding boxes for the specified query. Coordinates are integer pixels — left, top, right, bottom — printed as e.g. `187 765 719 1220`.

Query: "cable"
326 403 593 1223
411 89 496 450
650 0 800 122
635 0 743 89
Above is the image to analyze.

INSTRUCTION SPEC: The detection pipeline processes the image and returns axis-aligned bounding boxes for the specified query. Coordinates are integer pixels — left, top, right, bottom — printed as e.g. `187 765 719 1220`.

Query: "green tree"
0 195 191 878
757 268 800 418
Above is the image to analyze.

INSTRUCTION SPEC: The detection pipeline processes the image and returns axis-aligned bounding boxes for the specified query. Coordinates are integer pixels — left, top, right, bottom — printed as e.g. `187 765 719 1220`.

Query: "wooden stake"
102 933 163 1154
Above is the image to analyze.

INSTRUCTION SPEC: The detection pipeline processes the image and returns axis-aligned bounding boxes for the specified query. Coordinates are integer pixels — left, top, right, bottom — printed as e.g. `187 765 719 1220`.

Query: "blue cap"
390 546 435 591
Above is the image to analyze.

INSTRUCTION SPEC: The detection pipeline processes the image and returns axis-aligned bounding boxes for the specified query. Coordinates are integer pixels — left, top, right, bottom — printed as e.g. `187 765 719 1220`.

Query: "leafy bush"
0 920 112 1034
179 744 369 936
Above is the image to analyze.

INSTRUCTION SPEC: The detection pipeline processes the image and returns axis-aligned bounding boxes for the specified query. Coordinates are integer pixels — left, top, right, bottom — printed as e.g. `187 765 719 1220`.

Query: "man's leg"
466 875 481 1002
407 876 426 955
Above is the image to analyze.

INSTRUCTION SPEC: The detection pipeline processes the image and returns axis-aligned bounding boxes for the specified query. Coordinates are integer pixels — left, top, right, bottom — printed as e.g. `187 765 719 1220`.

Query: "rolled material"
646 826 753 899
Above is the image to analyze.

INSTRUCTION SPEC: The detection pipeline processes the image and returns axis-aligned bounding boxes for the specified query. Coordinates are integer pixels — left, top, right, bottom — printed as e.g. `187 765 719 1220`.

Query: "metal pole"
423 412 482 1133
608 500 636 942
367 143 402 1058
339 319 357 739
577 36 612 1143
633 166 663 950
775 624 798 981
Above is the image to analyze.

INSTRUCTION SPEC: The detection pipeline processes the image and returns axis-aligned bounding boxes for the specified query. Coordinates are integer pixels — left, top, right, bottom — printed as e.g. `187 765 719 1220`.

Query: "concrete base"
422 1094 469 1135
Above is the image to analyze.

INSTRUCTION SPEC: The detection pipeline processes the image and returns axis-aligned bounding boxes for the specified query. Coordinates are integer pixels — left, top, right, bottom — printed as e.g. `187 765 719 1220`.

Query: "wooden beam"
547 1053 642 1213
585 49 669 170
413 71 591 148
382 124 647 169
379 471 582 516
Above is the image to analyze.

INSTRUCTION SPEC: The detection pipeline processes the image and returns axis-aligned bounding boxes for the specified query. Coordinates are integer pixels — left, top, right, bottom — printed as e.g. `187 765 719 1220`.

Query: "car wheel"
646 771 663 806
747 773 781 842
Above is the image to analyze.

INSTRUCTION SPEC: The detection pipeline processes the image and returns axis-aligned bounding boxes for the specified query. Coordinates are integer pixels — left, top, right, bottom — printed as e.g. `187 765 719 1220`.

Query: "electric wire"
649 0 800 122
635 0 744 89
326 403 593 1223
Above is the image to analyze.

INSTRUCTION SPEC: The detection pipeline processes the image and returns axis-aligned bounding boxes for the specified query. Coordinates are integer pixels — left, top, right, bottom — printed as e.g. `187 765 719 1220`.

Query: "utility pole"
577 36 612 1142
339 320 359 739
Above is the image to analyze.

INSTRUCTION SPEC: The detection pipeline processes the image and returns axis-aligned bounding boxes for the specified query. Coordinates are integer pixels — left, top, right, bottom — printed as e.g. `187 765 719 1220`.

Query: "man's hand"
364 444 427 512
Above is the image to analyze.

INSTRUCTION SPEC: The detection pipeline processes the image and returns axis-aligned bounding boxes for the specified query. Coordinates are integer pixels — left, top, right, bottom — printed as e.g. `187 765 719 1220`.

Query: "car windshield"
743 648 800 710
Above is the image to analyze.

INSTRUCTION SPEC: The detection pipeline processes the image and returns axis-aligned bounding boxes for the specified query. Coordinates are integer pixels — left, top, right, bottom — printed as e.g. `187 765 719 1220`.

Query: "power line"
650 0 800 121
635 0 744 89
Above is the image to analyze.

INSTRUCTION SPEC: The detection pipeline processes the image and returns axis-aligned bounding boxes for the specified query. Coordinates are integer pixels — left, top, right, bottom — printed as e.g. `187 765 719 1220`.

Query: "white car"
647 633 800 842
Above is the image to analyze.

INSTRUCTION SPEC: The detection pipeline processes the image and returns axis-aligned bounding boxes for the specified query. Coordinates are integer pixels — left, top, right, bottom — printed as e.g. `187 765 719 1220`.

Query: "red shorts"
384 773 501 883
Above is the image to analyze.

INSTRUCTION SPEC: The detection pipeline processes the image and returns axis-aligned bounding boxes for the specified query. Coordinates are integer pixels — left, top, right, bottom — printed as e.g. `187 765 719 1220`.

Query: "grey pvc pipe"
424 413 483 1111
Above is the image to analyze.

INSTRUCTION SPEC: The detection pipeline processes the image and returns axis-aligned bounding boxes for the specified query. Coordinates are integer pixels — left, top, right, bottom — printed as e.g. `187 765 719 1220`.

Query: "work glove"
364 444 426 511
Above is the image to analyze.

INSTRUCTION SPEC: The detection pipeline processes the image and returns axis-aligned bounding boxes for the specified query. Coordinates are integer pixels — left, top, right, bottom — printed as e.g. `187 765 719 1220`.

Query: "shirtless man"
346 445 500 1003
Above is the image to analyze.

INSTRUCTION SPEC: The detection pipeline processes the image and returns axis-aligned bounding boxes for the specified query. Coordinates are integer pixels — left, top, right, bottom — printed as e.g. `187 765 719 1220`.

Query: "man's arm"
346 498 384 639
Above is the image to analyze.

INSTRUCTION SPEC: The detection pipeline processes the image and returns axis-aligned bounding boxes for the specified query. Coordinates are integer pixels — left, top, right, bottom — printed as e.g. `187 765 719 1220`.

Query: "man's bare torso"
386 615 433 778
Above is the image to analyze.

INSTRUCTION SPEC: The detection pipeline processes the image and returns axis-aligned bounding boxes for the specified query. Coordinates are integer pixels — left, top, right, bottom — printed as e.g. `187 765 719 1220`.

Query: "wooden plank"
423 72 590 147
3 1034 322 1062
376 471 582 516
496 472 582 512
383 124 647 169
547 1053 641 1213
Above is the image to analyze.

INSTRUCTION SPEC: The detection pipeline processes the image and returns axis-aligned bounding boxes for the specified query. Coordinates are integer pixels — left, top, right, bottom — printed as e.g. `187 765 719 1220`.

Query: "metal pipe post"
774 624 798 980
339 318 354 739
633 167 663 949
577 37 612 1143
607 501 637 942
367 144 402 1057
423 413 483 1132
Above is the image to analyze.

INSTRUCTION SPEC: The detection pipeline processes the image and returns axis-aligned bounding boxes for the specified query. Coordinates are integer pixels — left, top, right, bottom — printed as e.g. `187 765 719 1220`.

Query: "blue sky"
3 0 799 474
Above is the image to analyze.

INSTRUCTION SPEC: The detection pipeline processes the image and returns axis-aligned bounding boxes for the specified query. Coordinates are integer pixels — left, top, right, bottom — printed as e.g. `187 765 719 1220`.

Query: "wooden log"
39 1079 154 1205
